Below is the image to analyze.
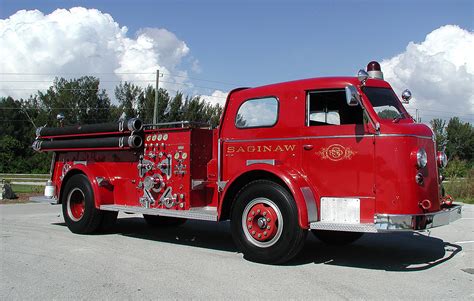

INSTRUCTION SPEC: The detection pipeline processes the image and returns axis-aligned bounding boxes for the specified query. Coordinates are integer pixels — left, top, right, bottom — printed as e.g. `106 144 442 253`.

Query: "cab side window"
236 97 278 128
307 90 364 126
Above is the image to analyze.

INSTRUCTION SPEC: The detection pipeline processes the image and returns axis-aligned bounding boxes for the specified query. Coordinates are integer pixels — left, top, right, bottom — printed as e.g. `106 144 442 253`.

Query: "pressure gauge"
152 135 157 141
182 152 188 160
157 134 163 141
163 133 168 141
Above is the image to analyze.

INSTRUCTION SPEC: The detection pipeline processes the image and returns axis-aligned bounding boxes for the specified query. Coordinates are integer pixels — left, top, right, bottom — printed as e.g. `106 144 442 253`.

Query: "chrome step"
100 205 218 221
310 222 377 233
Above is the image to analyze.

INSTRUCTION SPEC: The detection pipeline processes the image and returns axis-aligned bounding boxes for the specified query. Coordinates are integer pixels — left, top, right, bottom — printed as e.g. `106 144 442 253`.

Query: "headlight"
437 151 448 168
417 148 427 168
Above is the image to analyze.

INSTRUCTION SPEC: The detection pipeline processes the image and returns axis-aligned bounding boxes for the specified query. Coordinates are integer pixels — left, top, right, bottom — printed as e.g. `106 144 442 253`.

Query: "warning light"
367 61 384 80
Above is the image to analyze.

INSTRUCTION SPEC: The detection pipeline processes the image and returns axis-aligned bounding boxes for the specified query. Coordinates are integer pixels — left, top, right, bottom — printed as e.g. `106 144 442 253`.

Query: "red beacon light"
367 61 384 80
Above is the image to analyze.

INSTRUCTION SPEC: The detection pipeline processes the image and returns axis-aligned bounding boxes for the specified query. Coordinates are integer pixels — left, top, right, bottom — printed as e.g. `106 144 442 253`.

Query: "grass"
444 177 474 204
0 173 49 178
10 184 43 194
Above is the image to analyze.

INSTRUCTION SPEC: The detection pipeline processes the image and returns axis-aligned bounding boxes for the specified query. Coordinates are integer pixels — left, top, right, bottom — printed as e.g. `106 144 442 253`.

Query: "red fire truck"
32 62 461 264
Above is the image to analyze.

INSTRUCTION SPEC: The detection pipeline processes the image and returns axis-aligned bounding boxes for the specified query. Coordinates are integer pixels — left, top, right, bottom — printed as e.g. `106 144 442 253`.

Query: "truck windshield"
362 87 409 121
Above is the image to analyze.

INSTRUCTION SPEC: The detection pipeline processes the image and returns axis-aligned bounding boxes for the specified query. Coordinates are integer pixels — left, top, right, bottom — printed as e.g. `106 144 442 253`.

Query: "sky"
0 0 473 123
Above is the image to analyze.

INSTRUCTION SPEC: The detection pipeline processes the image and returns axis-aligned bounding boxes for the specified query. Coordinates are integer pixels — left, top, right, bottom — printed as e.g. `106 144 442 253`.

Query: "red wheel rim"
242 198 283 248
67 188 85 221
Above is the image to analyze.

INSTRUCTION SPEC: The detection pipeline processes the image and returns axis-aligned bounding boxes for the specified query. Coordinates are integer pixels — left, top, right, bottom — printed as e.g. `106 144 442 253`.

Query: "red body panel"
49 76 442 228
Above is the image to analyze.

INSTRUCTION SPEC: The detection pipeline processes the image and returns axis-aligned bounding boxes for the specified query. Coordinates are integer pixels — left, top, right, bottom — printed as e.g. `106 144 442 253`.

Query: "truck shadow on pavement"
294 232 462 271
55 217 462 271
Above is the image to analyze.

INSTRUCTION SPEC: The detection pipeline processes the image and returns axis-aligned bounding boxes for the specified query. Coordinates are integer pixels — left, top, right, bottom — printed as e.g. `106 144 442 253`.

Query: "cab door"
301 89 376 223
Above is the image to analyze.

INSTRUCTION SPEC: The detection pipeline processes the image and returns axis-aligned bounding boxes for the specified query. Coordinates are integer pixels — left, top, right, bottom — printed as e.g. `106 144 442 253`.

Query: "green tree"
114 82 144 119
38 76 113 126
446 117 474 162
430 118 447 151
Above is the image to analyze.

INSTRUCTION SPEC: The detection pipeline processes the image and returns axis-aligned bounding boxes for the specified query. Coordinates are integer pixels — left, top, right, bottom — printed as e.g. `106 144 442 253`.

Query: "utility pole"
153 69 160 125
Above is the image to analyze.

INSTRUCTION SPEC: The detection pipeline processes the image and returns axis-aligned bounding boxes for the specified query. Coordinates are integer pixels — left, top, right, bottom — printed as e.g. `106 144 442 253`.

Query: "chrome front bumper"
374 204 462 231
309 204 462 233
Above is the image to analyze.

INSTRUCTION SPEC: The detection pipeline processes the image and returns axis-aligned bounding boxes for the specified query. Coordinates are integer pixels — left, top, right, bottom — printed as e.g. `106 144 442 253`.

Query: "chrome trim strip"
301 187 318 223
321 195 375 199
377 134 432 140
310 222 378 233
224 135 373 143
73 161 87 166
306 92 310 127
217 138 221 183
100 205 218 221
29 196 58 205
246 159 276 166
375 205 462 231
222 133 431 143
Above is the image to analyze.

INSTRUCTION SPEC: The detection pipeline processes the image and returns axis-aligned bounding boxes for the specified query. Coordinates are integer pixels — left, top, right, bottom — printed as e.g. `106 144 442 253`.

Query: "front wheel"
61 174 104 234
231 180 307 264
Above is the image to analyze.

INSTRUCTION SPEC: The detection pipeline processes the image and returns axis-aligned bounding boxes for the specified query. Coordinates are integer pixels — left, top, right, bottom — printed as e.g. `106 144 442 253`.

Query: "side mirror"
401 89 412 104
345 85 360 106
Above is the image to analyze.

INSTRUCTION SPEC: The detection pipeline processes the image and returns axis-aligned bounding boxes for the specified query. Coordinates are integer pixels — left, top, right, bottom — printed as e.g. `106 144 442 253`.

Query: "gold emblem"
317 144 356 161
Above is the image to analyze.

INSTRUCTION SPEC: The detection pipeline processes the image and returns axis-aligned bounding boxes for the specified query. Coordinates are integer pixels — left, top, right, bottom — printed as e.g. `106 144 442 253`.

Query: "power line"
0 71 241 86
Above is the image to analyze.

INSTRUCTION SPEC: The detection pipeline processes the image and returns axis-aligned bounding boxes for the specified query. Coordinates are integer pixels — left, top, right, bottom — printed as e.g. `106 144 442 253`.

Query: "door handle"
303 144 314 150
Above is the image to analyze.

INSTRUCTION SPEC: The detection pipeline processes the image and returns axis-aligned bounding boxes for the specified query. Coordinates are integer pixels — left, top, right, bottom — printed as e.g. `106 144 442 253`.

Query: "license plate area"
320 197 360 224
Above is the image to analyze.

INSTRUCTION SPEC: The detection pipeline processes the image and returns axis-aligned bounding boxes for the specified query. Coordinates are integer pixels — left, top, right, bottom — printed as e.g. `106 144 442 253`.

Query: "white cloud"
199 90 228 107
0 7 196 100
381 25 474 123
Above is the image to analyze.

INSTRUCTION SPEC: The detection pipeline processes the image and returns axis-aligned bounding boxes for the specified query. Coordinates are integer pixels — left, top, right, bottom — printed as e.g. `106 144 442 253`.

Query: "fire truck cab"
32 62 462 264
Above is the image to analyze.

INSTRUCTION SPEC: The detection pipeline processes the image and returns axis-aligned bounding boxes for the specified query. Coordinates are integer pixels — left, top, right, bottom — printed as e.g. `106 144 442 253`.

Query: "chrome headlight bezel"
437 151 448 168
417 148 428 168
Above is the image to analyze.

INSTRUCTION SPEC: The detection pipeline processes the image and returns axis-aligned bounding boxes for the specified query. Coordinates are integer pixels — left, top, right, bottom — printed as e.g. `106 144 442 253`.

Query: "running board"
100 205 218 221
310 222 378 233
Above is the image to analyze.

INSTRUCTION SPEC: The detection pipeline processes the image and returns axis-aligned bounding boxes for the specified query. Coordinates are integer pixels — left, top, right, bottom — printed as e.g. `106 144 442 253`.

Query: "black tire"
311 230 363 245
61 174 103 234
143 215 187 227
230 180 307 264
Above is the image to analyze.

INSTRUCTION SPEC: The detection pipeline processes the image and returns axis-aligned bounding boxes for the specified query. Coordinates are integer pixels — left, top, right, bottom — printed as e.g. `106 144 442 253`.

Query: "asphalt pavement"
1 203 473 300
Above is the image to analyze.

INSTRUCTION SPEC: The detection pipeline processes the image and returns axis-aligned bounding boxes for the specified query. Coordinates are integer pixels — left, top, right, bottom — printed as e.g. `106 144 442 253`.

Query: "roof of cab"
229 76 392 100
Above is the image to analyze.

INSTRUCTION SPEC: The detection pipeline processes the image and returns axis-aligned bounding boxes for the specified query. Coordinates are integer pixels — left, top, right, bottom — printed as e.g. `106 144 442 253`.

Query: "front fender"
220 164 319 229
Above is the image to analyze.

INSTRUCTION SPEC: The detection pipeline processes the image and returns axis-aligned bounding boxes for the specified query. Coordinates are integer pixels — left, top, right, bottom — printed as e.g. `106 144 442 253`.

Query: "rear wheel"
311 230 363 245
62 174 104 234
231 180 307 264
143 215 187 227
